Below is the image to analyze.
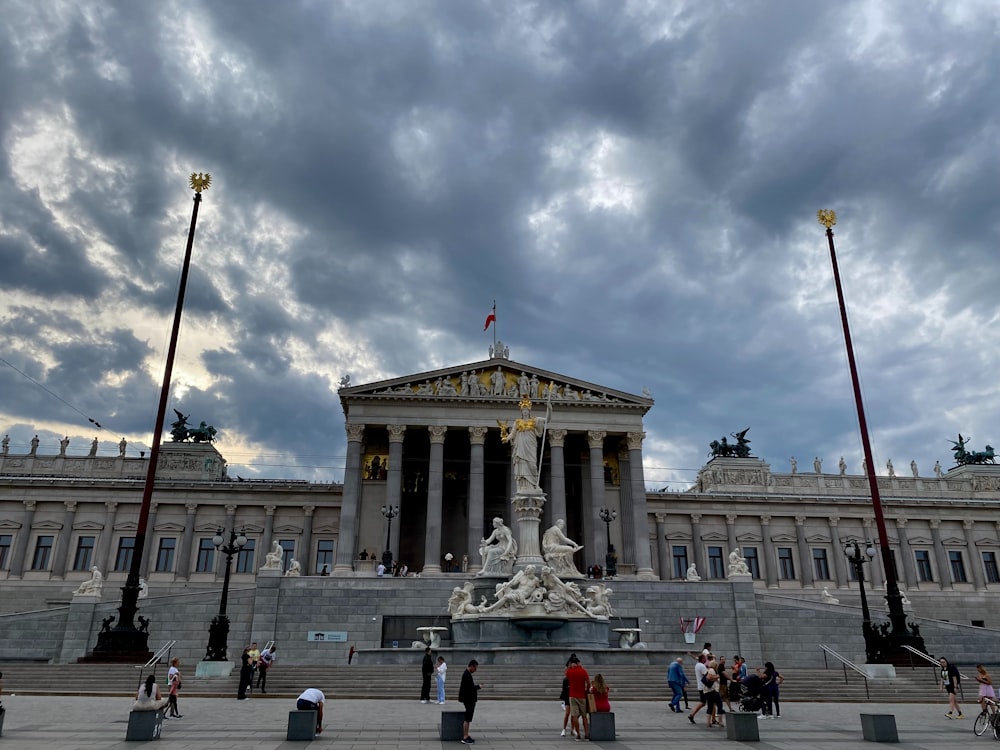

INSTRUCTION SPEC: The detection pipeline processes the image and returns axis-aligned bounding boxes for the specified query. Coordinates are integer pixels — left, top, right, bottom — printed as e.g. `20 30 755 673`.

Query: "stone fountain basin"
511 617 567 632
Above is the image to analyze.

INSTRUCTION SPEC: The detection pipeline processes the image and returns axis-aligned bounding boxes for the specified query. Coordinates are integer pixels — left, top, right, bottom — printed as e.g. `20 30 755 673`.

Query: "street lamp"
381 505 398 570
203 527 247 662
844 539 876 630
599 507 617 578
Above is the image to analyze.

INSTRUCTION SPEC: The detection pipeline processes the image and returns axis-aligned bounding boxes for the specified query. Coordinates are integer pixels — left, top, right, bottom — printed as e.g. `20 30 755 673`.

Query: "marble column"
726 513 739 557
760 514 777 587
387 425 406 559
690 514 703 575
587 431 607 562
655 513 670 581
9 500 37 577
929 519 951 589
50 501 77 579
333 423 365 574
828 517 847 587
547 430 568 524
626 431 655 578
176 503 199 580
795 516 814 588
863 518 884 589
894 517 917 589
964 520 986 591
300 505 315 574
97 501 117 575
139 503 159 578
422 425 447 574
617 446 636 567
259 505 276 574
467 426 487 574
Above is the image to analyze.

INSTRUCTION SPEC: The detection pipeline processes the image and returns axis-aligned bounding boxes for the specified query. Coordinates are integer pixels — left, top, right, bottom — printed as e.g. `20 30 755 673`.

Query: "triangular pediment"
340 357 653 410
32 520 64 530
73 521 104 531
805 534 830 544
701 532 729 542
770 533 797 543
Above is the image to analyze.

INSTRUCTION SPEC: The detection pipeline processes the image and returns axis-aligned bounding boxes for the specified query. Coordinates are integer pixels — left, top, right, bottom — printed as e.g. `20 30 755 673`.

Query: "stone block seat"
589 711 616 741
125 709 164 741
440 711 465 741
287 710 318 741
726 711 760 742
860 713 898 743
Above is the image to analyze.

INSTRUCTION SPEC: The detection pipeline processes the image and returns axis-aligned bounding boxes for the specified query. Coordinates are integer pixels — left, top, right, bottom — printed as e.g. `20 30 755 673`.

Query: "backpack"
701 671 716 688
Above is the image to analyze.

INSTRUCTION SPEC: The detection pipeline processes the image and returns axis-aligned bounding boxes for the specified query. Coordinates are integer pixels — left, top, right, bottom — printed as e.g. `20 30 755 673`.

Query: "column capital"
828 516 839 526
862 517 874 528
264 505 276 516
795 515 806 526
655 512 668 524
726 513 737 525
24 500 37 512
548 429 567 447
626 431 646 450
303 505 315 517
587 430 607 449
387 424 407 442
760 514 771 525
929 518 941 529
64 500 78 512
895 516 907 527
345 423 366 442
963 519 974 530
225 504 238 515
150 502 159 513
468 426 488 445
690 513 702 524
428 425 448 444
186 503 199 514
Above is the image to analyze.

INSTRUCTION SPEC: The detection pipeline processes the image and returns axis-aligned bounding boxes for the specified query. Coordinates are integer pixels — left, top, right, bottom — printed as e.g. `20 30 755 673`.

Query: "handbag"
587 693 597 713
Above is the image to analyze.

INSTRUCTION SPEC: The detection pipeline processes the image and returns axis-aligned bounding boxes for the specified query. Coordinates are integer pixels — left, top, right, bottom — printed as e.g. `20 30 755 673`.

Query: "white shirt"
437 661 447 681
376 563 386 576
694 661 708 689
298 688 325 704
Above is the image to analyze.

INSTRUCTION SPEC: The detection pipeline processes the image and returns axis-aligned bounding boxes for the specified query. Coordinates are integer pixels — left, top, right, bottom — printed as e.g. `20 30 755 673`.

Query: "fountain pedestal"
512 489 546 571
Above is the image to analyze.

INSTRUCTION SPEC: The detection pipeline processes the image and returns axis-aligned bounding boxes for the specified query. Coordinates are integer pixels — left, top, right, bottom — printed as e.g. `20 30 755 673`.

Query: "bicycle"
973 696 998 737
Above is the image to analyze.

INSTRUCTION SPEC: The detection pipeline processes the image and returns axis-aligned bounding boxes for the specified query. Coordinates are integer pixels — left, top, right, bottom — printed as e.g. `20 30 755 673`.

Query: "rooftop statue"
950 434 997 465
170 409 217 443
710 427 752 458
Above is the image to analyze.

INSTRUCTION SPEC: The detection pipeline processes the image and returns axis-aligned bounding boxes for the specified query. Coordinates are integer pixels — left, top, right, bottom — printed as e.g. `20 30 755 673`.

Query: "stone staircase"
0 663 956 703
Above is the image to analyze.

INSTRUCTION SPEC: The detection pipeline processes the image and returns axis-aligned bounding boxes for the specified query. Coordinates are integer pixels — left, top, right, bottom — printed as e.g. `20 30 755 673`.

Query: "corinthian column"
587 431 607 561
386 424 406 557
422 426 448 574
547 430 568 523
467 426 487 574
626 431 656 579
50 501 77 579
333 423 365 574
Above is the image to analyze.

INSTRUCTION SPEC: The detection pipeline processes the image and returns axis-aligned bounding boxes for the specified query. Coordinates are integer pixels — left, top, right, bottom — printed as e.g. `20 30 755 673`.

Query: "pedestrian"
566 655 591 741
976 665 995 711
166 658 183 718
436 656 448 704
348 644 356 665
421 647 434 703
459 659 482 745
560 674 573 737
257 644 276 693
687 653 708 724
667 656 688 713
132 674 169 712
296 687 325 734
237 646 253 700
376 561 386 577
940 657 963 718
758 661 783 718
718 656 732 711
247 641 260 689
590 673 611 712
704 661 724 728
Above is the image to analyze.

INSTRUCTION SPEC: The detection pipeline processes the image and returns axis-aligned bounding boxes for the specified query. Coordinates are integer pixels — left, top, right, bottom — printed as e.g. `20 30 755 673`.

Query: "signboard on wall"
306 630 348 642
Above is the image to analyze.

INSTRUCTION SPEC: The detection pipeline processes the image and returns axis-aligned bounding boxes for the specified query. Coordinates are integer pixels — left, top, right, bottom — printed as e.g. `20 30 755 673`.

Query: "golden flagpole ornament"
189 172 212 193
817 208 836 229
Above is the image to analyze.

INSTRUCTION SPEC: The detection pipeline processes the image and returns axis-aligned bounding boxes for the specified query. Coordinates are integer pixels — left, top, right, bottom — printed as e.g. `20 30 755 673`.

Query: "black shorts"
297 699 320 711
945 685 956 695
463 702 476 722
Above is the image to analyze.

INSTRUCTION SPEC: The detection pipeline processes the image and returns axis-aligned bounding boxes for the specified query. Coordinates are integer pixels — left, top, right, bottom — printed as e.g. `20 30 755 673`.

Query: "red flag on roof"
483 302 496 331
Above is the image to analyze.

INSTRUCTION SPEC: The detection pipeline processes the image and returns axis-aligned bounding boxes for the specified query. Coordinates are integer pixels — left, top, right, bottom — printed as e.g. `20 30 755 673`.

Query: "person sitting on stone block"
296 687 325 734
132 674 169 712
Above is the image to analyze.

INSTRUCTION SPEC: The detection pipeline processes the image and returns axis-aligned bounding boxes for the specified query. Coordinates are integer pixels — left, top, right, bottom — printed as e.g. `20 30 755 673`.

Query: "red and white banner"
483 303 496 331
680 616 706 634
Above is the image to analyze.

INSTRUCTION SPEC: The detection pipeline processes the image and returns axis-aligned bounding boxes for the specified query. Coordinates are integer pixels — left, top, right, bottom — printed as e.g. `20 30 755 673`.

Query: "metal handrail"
819 644 870 699
902 644 968 698
133 640 176 694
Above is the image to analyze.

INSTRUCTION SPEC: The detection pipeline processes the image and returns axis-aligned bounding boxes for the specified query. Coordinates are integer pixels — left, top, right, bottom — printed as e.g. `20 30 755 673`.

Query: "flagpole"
492 299 497 352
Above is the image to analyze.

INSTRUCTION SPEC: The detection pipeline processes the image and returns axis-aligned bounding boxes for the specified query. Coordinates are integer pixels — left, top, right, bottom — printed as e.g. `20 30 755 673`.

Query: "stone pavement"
0 694 984 748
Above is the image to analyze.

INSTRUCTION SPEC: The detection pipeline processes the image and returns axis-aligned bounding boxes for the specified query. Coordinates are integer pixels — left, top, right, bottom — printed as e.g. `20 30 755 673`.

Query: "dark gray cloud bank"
1 1 998 487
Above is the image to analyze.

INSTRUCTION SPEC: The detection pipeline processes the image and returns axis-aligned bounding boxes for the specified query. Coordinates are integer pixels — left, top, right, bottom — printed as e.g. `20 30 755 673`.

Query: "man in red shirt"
565 656 591 740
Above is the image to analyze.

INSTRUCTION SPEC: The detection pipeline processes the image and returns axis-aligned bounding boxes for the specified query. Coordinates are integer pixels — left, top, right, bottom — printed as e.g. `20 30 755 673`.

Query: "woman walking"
976 665 995 711
166 658 183 718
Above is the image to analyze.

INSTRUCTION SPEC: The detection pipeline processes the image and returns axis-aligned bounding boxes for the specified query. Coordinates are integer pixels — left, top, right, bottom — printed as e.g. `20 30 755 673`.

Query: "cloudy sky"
2 1 999 489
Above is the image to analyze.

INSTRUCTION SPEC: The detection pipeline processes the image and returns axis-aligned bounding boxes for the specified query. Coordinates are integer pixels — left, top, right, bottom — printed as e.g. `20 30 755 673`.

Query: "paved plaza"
0 694 985 749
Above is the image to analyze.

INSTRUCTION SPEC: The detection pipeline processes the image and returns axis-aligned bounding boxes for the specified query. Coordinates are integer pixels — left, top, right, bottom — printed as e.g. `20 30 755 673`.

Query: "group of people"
418 647 483 744
939 655 995 720
420 647 449 705
560 653 612 740
376 560 410 577
667 643 782 728
238 642 277 699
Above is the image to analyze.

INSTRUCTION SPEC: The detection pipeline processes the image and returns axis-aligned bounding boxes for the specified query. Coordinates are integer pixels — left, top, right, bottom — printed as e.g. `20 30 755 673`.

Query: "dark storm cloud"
1 0 998 484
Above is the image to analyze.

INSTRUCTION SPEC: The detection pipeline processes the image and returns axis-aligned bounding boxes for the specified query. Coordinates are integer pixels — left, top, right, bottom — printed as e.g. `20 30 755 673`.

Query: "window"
196 538 216 572
672 546 688 579
316 540 335 572
280 539 296 571
708 546 725 579
742 547 761 579
73 536 95 571
235 539 256 573
115 537 136 572
0 534 12 570
949 550 967 583
31 535 54 570
778 547 795 580
155 537 177 573
813 548 831 580
915 550 933 582
983 552 1000 584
